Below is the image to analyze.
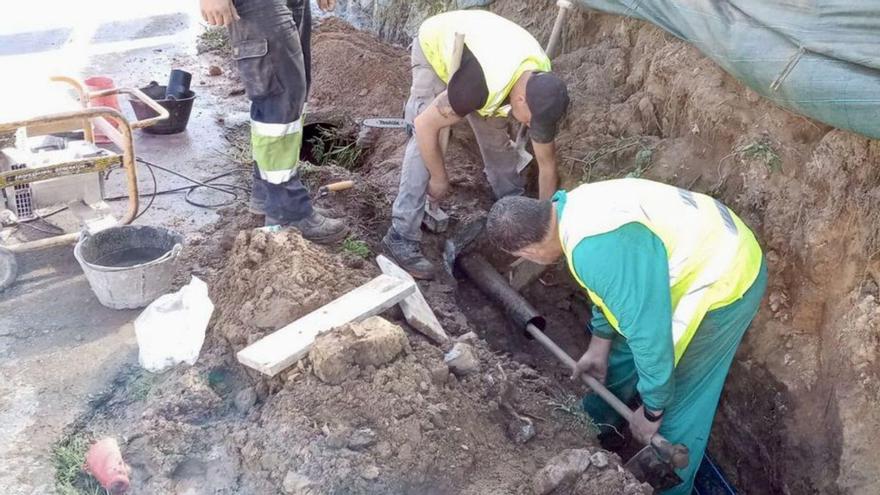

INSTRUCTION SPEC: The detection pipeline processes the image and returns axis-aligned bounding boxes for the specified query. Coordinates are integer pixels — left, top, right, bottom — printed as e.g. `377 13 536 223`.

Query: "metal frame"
0 77 169 254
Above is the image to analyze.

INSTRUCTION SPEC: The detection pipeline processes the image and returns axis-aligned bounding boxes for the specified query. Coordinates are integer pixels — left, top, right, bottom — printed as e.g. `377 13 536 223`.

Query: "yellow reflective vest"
418 10 551 118
558 179 764 365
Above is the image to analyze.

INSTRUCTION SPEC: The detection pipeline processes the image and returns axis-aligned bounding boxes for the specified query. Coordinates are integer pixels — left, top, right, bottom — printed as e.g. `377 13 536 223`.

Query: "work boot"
382 228 437 280
267 210 349 245
251 198 337 219
248 195 266 216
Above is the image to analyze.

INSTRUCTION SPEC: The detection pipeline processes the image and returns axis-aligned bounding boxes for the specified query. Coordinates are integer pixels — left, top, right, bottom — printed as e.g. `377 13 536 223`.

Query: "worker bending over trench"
384 10 570 279
486 178 767 494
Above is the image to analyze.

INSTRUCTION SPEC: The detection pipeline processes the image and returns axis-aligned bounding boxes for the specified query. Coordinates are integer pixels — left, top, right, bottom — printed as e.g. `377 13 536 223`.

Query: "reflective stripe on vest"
418 10 551 117
558 178 763 365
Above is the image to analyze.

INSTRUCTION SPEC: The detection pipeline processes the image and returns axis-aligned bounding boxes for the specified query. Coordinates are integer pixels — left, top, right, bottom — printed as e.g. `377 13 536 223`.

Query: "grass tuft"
54 434 103 495
342 237 371 259
549 394 598 431
308 127 362 171
197 26 231 55
737 139 782 172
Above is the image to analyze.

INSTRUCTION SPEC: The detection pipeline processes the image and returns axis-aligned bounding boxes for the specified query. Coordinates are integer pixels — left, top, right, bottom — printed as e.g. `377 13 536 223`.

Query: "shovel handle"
324 180 354 192
525 322 690 469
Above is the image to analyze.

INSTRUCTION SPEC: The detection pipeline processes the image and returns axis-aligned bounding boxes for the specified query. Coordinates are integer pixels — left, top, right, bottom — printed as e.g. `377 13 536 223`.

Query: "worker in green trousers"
486 178 767 494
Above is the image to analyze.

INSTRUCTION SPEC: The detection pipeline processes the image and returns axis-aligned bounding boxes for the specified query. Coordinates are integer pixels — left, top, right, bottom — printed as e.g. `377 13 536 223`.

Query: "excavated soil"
64 222 648 494
61 5 880 494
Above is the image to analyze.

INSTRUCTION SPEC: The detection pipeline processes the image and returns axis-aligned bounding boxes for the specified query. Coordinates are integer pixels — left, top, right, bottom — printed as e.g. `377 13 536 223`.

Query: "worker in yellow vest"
486 178 767 494
383 10 570 279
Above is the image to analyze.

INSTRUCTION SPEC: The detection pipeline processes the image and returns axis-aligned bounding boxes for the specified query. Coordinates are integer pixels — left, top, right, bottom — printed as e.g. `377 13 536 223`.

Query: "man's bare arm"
414 91 465 200
532 140 559 200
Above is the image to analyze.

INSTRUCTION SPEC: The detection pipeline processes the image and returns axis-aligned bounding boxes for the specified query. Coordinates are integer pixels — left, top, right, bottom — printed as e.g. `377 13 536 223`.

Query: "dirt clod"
233 386 257 413
281 471 316 495
310 316 409 384
444 342 480 376
590 451 610 468
533 448 594 495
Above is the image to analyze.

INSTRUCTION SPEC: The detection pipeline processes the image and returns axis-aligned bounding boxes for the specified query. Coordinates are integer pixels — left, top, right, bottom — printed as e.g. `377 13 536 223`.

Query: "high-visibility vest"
418 10 551 118
558 178 763 365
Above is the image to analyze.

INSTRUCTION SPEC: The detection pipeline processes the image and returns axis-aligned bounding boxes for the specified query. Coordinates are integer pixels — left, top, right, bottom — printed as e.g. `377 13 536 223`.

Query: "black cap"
525 72 569 143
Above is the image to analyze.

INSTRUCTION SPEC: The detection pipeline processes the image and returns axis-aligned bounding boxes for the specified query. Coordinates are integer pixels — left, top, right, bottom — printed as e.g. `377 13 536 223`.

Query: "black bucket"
129 82 195 135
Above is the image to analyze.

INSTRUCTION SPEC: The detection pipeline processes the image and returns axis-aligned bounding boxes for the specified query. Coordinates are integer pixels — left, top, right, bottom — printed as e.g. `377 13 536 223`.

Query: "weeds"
129 370 159 401
565 137 655 183
197 26 231 55
738 139 781 172
216 122 253 168
549 393 623 438
308 126 362 171
342 237 371 258
54 434 103 495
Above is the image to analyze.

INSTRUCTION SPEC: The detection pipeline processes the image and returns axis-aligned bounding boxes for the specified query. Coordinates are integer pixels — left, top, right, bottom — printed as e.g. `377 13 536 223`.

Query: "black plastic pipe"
456 252 689 469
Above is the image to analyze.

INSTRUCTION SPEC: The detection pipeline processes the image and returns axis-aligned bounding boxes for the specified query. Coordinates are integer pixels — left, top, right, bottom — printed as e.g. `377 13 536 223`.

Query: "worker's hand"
427 175 451 201
571 335 612 383
201 0 240 26
630 405 663 445
317 0 337 11
571 348 608 383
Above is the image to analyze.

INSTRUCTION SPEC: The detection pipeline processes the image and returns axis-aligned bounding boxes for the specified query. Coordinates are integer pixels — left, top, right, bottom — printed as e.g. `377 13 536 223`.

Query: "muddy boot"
382 228 436 280
249 195 266 216
268 210 349 245
251 194 335 218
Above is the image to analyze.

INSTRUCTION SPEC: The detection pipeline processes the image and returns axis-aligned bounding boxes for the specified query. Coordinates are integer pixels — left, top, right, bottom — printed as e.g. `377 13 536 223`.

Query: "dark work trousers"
230 0 313 223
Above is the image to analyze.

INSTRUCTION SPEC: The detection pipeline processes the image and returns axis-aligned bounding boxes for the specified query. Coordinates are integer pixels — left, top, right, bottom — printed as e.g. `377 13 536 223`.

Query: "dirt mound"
58 213 646 494
210 229 373 349
246 317 637 494
309 18 410 127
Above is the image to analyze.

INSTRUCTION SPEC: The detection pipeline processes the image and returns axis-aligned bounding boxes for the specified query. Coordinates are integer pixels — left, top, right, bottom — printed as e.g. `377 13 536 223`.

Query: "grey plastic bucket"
74 225 184 309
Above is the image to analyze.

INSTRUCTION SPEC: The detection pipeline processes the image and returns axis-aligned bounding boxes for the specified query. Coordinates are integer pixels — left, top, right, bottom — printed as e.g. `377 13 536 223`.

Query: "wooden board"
376 255 449 344
237 274 416 376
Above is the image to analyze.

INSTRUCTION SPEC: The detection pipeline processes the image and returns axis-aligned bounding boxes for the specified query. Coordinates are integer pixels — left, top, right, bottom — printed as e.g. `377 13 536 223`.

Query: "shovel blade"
624 445 684 491
442 218 486 277
512 138 534 173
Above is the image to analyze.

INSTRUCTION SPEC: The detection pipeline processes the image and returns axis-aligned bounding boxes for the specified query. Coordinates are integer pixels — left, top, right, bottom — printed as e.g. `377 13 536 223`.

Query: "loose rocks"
532 449 593 495
233 386 257 413
443 342 479 376
282 471 317 495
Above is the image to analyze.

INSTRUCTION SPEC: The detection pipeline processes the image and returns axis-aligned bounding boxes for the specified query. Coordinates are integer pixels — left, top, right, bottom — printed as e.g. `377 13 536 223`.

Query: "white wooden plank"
237 274 416 376
376 255 449 345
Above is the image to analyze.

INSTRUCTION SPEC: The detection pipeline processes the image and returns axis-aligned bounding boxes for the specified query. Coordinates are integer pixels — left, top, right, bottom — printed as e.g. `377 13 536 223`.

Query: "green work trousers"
583 261 768 494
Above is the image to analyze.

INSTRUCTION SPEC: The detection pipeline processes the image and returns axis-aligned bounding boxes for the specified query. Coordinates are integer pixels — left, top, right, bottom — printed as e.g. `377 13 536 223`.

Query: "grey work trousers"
390 39 525 242
231 0 313 223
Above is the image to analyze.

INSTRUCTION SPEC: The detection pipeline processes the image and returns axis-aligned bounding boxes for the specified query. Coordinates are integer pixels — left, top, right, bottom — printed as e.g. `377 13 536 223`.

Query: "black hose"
133 157 249 209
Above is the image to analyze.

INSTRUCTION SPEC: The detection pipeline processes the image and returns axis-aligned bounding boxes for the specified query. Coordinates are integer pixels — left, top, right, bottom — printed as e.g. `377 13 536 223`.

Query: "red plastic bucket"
85 76 121 144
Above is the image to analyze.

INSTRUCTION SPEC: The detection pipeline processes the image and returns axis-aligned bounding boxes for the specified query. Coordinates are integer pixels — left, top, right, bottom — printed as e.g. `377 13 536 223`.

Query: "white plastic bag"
134 276 214 372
